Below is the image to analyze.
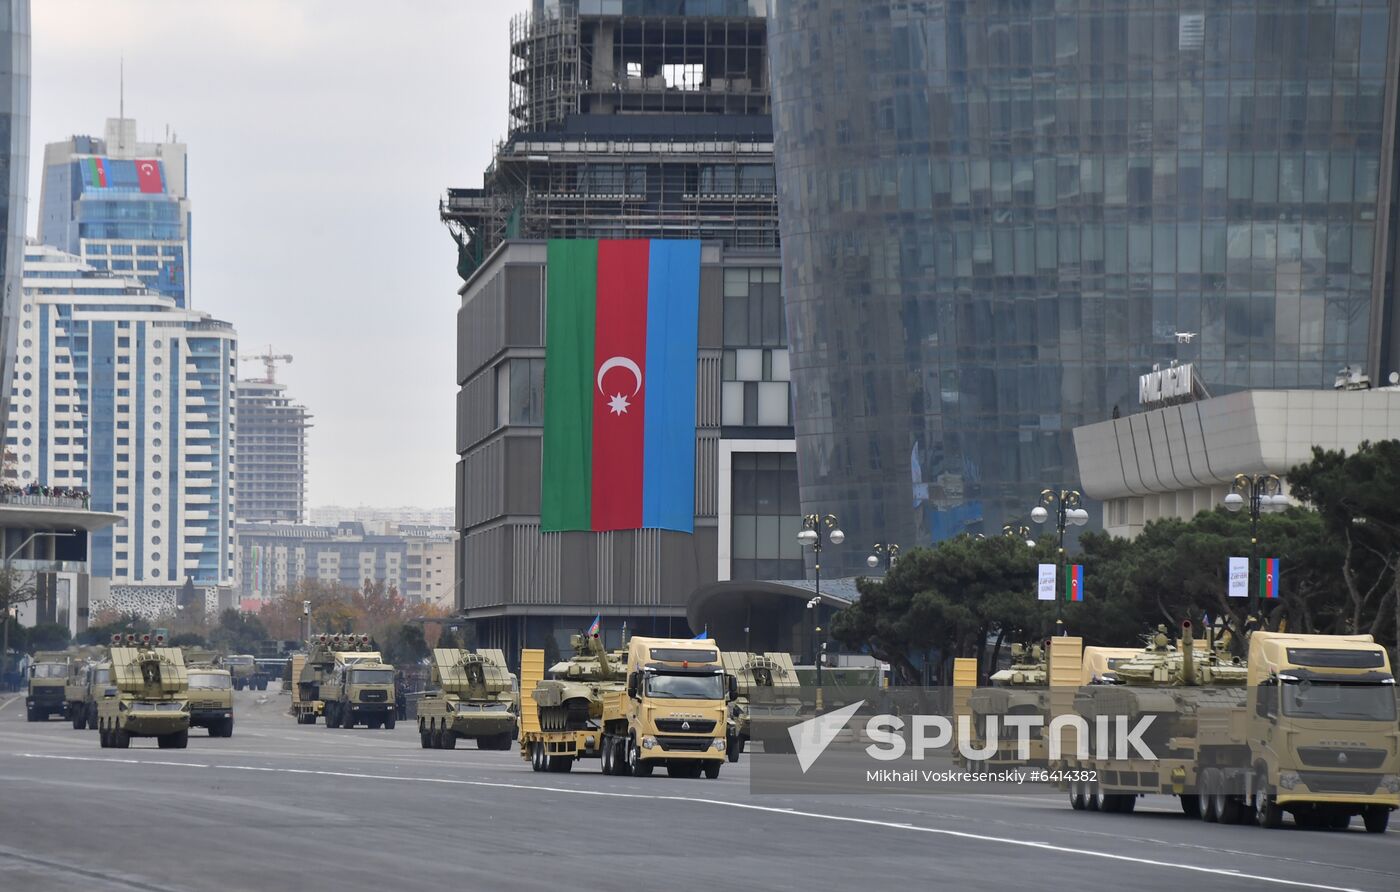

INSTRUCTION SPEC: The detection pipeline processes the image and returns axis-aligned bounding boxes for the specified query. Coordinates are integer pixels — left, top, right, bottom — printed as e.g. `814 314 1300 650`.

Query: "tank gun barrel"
1181 620 1196 686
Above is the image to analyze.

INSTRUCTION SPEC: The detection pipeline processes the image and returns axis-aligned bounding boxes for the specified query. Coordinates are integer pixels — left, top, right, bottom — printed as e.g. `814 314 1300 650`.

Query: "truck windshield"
31 664 67 679
645 672 724 700
350 669 393 685
1281 681 1398 721
92 668 110 684
189 673 233 690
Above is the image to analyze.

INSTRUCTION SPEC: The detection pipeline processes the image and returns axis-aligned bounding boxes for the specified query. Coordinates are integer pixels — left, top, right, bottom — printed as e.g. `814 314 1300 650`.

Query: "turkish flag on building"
135 159 164 193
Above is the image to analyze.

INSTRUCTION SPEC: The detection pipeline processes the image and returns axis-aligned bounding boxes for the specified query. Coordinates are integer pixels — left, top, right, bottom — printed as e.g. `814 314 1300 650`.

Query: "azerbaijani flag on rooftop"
541 239 700 533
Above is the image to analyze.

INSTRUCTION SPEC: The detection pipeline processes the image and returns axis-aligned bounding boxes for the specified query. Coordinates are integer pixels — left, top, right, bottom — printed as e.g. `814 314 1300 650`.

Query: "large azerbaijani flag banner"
541 239 701 533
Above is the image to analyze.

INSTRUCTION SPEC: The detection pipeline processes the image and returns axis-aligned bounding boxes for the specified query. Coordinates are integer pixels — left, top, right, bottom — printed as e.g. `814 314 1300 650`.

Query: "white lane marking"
0 696 24 713
15 753 1377 892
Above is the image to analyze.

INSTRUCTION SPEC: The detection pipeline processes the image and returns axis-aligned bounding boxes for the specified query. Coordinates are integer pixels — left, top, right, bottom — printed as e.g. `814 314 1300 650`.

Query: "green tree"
209 609 269 654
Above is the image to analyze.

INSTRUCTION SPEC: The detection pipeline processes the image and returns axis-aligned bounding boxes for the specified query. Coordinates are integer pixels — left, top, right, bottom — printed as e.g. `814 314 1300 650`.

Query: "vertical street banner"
1036 563 1056 601
1260 557 1280 599
1065 564 1084 602
1227 556 1249 598
541 239 701 533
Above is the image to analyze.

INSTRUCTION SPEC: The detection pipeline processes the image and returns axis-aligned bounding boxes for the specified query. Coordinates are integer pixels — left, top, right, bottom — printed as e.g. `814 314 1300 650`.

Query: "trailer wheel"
1362 807 1390 834
1199 769 1220 822
1084 787 1101 812
1070 780 1086 811
1329 813 1351 830
1179 794 1201 818
601 736 614 774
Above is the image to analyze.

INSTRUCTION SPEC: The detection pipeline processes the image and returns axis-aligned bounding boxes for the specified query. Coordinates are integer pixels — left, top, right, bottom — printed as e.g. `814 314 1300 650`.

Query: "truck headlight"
641 736 657 750
711 738 726 752
1381 775 1400 794
1278 771 1300 791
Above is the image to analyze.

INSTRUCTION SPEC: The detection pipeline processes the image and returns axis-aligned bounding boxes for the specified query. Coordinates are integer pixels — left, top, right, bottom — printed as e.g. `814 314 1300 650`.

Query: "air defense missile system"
720 652 801 762
417 648 516 749
25 651 70 721
96 633 191 749
320 647 397 730
291 633 376 724
183 649 234 737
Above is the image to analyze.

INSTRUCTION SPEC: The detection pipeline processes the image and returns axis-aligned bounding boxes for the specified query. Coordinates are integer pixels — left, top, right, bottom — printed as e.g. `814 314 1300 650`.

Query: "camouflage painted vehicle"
97 634 191 749
25 651 70 721
961 643 1050 770
417 648 516 750
720 651 801 762
321 653 397 730
183 650 234 737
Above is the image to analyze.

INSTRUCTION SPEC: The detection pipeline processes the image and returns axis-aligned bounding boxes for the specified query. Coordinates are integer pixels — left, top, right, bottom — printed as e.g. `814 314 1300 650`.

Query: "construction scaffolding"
444 2 777 275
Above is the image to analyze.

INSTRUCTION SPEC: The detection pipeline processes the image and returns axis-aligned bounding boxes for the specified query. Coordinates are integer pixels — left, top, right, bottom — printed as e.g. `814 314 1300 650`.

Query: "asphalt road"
1 689 1397 892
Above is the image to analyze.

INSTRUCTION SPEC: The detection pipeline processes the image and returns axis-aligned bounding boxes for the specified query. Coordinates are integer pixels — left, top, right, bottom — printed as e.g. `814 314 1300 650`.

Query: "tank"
531 634 627 732
97 633 191 749
720 652 802 761
964 643 1050 768
1074 622 1248 758
417 648 517 750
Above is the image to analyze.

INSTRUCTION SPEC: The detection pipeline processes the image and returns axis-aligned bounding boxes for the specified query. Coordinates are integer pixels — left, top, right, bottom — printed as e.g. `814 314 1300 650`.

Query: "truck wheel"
703 762 721 779
628 740 653 778
1084 788 1100 812
99 726 109 748
601 736 614 773
385 715 396 731
1254 772 1284 829
442 730 457 749
224 718 235 738
114 729 130 749
1179 795 1201 819
1070 780 1086 811
25 706 36 722
71 708 84 730
1362 807 1390 834
86 706 97 731
1329 813 1351 830
529 741 543 772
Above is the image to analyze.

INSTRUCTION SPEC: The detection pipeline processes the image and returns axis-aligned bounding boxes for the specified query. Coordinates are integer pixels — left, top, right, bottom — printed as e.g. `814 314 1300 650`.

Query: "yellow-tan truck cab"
25 651 70 721
602 636 735 779
97 633 191 749
321 652 397 730
219 653 268 691
185 659 235 738
64 658 91 728
1241 632 1398 832
417 648 515 750
76 660 112 731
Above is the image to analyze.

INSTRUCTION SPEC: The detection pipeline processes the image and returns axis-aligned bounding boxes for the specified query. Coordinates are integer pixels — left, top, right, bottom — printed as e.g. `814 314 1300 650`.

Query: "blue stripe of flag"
641 240 700 532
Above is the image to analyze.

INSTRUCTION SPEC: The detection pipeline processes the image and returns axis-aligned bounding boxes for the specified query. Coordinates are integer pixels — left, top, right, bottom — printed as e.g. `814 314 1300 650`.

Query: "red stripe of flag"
589 240 650 531
136 159 163 193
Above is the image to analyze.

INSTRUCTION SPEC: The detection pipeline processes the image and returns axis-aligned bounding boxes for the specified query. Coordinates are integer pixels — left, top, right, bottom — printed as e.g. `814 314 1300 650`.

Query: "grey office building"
0 0 28 433
768 0 1400 575
444 1 798 656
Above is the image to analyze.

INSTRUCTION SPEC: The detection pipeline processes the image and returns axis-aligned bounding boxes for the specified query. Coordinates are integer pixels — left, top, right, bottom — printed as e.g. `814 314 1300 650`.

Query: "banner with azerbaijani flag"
541 239 700 533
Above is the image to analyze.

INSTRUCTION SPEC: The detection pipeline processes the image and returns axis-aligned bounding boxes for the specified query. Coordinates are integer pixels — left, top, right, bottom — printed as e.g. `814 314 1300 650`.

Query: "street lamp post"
1223 473 1286 622
1030 489 1089 633
302 600 311 646
866 542 900 572
798 514 844 684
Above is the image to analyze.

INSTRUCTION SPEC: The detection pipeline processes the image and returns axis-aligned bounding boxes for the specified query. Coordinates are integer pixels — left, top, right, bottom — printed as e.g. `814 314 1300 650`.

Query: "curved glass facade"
769 0 1400 575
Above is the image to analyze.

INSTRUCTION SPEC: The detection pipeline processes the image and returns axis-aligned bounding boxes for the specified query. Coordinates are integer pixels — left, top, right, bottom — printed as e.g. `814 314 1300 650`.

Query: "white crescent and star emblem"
596 355 642 416
139 162 155 175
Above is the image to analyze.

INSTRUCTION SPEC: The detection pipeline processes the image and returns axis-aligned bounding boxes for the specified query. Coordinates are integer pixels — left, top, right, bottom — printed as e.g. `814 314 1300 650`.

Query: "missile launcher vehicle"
96 633 191 749
417 648 516 749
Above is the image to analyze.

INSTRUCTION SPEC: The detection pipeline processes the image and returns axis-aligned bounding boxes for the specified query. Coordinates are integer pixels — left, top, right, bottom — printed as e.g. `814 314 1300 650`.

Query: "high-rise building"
767 1 1400 576
38 118 191 308
443 1 800 656
234 376 311 524
9 244 237 603
0 0 30 432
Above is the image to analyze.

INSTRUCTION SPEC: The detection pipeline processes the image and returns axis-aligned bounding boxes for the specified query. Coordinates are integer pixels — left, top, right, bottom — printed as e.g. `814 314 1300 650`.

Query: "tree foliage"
832 442 1400 681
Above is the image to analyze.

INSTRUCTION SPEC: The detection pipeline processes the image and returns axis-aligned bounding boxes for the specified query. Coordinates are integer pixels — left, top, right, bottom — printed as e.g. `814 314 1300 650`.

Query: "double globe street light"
866 542 900 570
798 514 844 685
1031 489 1090 630
1223 473 1286 620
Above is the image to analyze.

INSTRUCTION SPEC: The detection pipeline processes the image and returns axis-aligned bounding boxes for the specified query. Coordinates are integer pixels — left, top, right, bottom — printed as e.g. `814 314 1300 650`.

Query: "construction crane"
241 346 293 384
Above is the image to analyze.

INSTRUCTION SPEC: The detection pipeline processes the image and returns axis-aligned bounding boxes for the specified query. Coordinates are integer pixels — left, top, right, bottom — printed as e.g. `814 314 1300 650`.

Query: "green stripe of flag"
540 240 598 531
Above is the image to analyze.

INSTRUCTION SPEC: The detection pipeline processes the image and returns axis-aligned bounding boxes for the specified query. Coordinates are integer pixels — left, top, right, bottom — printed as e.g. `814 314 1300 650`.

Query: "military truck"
720 651 802 762
521 634 735 778
25 651 70 721
291 633 376 724
74 660 112 731
183 650 234 737
96 633 191 749
1057 624 1398 832
220 653 268 690
417 648 515 749
64 658 92 727
321 652 397 730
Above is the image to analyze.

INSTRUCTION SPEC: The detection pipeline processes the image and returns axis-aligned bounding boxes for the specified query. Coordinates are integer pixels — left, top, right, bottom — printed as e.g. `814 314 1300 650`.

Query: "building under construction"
235 350 311 524
441 0 777 275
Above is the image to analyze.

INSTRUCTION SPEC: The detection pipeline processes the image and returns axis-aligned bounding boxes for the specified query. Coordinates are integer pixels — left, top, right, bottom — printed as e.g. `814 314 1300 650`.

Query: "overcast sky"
28 1 525 509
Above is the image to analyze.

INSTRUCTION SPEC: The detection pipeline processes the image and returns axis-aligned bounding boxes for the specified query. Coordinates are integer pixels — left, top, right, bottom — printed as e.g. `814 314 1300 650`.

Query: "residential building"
38 117 191 307
235 521 453 601
234 377 310 523
8 243 236 614
308 505 454 529
767 1 1400 576
443 3 797 657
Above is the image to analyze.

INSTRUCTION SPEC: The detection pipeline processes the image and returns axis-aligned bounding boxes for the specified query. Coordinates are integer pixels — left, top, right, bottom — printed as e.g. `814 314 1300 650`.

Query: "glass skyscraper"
0 0 30 433
39 118 191 308
768 0 1400 575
